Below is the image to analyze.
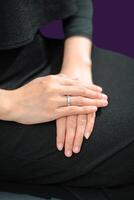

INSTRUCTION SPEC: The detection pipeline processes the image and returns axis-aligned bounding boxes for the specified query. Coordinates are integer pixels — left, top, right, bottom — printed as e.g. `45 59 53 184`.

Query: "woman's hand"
56 61 108 157
3 74 105 125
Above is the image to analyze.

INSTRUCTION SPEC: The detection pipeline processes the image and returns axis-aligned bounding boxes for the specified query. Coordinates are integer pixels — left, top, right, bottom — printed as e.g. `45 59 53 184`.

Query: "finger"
56 117 66 151
58 73 90 88
60 85 108 100
56 105 98 119
73 96 108 107
84 112 96 139
58 74 82 86
64 115 77 157
88 84 103 92
59 96 108 108
58 74 103 92
72 114 87 154
58 74 105 95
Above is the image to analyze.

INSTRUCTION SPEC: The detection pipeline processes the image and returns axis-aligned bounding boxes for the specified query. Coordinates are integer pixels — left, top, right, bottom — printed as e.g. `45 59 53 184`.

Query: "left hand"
56 60 108 157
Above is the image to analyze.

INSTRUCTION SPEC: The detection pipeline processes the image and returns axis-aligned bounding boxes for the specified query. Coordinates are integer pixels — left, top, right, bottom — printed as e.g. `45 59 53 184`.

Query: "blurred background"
40 0 134 59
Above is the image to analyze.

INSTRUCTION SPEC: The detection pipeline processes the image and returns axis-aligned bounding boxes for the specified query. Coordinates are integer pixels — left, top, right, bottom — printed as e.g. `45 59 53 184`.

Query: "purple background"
40 0 134 59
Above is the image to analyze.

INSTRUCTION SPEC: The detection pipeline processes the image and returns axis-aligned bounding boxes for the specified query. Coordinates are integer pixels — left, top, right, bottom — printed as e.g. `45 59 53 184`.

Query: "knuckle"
98 99 102 105
79 88 86 96
67 130 75 139
92 84 99 90
82 106 88 112
80 97 86 104
65 141 72 149
82 88 87 96
93 91 98 97
99 99 104 105
96 92 101 98
94 99 99 106
70 106 77 113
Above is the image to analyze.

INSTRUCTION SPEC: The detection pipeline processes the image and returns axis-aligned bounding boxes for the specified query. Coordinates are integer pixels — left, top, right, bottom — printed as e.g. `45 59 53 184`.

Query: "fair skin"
56 36 108 157
0 75 105 123
0 37 108 159
0 74 107 125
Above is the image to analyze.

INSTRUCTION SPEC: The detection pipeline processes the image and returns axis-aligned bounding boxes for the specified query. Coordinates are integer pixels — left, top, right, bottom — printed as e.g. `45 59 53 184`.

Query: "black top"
0 0 93 50
63 0 93 40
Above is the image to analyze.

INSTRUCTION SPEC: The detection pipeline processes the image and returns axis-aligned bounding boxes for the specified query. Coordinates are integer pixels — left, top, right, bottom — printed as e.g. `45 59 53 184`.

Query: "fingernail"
65 150 72 157
57 143 63 151
91 106 98 111
85 132 90 139
102 94 108 99
103 100 108 106
98 86 103 91
73 146 80 153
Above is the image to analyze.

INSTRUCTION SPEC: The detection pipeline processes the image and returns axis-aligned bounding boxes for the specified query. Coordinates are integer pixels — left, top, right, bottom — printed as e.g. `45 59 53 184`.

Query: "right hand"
5 73 108 125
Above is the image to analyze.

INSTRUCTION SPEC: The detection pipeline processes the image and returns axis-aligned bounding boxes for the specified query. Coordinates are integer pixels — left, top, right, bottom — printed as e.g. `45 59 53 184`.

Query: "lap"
0 33 134 187
64 44 134 187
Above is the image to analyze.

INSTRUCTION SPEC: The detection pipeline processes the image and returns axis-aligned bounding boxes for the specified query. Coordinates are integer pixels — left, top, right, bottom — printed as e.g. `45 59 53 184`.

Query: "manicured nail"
57 143 63 151
97 86 103 91
85 132 90 139
65 150 72 157
91 106 98 111
102 94 108 99
73 146 80 153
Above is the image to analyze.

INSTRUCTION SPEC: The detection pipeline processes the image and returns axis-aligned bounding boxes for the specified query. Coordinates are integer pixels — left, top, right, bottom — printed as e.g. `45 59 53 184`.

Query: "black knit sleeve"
62 0 93 40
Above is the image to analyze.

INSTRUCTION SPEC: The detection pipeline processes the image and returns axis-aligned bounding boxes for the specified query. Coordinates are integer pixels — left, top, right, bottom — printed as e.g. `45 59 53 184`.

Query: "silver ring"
66 95 71 106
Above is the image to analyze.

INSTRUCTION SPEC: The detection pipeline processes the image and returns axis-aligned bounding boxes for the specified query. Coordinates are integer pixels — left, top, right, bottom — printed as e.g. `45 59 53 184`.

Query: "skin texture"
0 74 107 124
56 36 109 157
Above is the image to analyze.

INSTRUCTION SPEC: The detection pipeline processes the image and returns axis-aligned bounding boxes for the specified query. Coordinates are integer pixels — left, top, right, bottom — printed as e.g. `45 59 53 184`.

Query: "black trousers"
0 31 134 199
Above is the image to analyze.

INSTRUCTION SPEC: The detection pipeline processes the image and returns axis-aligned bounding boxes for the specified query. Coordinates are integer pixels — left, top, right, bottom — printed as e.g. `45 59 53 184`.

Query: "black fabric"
0 182 108 200
0 32 134 199
0 0 93 50
62 0 93 40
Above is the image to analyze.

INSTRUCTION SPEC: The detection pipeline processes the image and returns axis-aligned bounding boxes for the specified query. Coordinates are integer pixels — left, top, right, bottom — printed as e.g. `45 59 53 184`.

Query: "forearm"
62 35 92 70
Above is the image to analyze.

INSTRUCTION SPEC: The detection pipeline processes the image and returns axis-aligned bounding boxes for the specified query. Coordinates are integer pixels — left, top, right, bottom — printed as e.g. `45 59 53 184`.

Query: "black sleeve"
62 0 93 40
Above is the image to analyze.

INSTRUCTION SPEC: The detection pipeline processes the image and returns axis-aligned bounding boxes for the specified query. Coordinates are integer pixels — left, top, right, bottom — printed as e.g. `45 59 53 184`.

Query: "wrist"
61 58 92 72
60 62 93 85
0 89 16 121
62 36 92 67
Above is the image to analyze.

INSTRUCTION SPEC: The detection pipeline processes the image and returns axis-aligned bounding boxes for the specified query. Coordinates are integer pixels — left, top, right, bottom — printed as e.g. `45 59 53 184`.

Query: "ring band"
66 95 71 106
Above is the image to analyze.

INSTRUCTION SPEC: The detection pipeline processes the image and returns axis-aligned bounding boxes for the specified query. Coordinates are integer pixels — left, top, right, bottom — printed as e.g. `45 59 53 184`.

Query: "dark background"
40 0 134 59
